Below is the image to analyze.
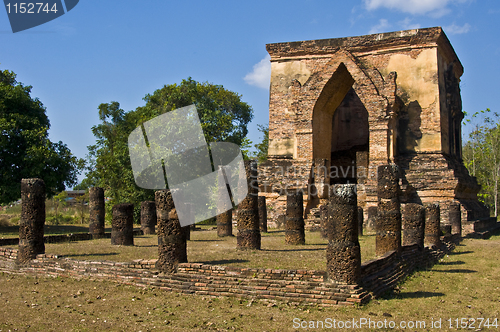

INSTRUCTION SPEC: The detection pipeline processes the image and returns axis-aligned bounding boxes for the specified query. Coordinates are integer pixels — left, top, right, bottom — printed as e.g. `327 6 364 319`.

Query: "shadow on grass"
261 248 324 252
197 259 249 265
448 250 474 255
62 252 119 258
437 260 465 266
189 239 225 242
432 268 477 273
396 291 445 299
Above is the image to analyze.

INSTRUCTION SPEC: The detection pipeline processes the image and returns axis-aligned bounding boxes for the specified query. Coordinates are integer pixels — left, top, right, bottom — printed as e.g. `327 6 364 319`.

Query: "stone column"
367 206 378 230
402 203 425 250
258 196 268 233
375 164 401 256
217 210 233 237
357 206 364 236
326 184 361 284
319 205 328 239
285 192 305 245
236 160 261 250
155 190 187 273
111 204 134 245
89 187 105 238
424 203 441 247
140 201 156 235
183 225 191 241
18 178 45 263
449 203 462 236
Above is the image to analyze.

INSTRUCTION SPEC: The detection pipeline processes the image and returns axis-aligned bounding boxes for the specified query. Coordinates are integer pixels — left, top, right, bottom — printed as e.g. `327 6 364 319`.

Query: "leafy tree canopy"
463 109 500 216
82 78 254 218
0 69 83 204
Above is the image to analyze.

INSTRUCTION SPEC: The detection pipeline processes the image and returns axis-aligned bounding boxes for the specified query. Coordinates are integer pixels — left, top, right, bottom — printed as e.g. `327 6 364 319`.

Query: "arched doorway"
330 88 369 185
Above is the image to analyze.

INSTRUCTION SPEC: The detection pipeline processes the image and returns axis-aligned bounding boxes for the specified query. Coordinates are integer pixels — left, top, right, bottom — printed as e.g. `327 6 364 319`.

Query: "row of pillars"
17 163 461 284
374 165 462 256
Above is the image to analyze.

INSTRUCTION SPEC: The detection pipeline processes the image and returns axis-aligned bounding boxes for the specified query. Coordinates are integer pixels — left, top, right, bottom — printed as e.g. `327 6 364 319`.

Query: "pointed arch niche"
311 62 369 186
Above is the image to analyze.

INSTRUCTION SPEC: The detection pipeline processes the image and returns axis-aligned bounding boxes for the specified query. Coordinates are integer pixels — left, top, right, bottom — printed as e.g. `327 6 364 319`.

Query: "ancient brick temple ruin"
258 27 488 228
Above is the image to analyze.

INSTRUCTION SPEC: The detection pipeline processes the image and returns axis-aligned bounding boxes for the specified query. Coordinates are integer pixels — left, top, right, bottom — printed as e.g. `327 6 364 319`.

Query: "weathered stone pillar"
18 178 45 263
216 166 233 237
155 190 187 273
285 192 305 245
424 203 441 247
320 205 328 239
89 187 105 238
140 201 156 235
111 203 134 246
326 184 361 284
449 203 462 236
402 203 425 250
183 225 191 241
375 164 401 256
217 210 233 237
236 160 261 250
367 206 378 230
258 196 268 233
357 206 364 236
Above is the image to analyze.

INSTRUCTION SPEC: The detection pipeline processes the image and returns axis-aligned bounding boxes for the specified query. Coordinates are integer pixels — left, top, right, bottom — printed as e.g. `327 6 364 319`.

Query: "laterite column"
111 203 134 245
402 203 425 250
320 205 328 239
258 196 268 233
183 225 191 241
357 206 364 236
375 164 402 256
285 192 305 245
217 210 233 237
424 203 441 247
236 160 261 250
326 184 361 284
140 201 156 235
18 178 45 263
155 190 187 273
449 203 462 236
217 167 233 237
89 187 105 238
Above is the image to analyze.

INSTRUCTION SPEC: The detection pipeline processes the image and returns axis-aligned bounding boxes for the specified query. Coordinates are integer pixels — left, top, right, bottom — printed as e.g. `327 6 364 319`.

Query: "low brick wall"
0 237 454 307
0 249 368 306
361 243 452 297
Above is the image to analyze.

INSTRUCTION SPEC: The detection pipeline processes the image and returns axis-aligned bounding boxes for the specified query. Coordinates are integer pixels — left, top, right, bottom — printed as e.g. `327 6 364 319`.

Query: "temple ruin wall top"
266 27 463 77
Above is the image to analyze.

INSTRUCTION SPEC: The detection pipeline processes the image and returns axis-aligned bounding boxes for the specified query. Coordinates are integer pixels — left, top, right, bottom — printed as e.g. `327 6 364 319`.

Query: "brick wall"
0 239 455 307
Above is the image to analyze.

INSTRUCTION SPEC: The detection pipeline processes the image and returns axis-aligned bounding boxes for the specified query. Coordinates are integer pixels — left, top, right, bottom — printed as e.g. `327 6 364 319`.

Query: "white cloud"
399 17 422 30
444 23 471 34
369 18 391 34
244 55 271 89
364 0 454 16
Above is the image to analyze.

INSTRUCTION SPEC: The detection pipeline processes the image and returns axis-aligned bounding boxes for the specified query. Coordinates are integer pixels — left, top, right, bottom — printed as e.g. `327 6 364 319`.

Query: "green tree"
463 109 500 216
75 191 89 224
253 124 269 163
82 78 253 218
0 69 83 204
52 191 68 224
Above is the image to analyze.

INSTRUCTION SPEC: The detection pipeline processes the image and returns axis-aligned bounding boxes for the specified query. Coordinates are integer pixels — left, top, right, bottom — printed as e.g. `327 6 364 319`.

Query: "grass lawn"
0 234 498 331
39 228 377 271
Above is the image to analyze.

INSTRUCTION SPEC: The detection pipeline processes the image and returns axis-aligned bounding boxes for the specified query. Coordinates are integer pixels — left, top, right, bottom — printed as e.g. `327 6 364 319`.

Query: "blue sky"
1 0 499 186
